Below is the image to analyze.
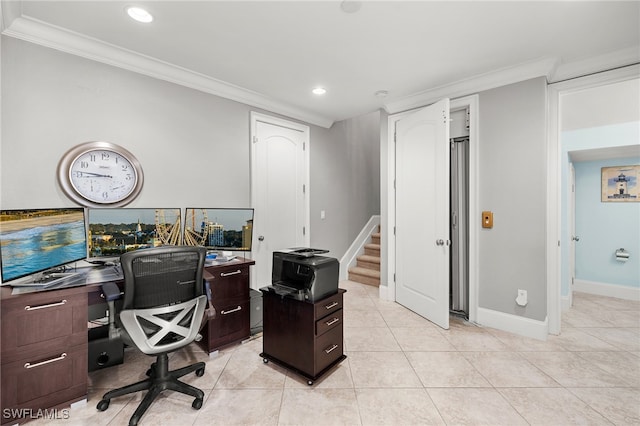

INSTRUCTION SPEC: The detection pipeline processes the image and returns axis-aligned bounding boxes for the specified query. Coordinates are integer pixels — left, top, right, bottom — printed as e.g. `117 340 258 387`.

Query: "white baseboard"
477 307 548 341
378 284 390 301
339 215 380 281
574 279 640 301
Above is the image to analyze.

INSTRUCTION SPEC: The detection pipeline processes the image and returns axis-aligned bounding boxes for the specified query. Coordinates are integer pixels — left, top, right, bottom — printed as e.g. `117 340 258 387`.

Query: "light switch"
482 211 493 228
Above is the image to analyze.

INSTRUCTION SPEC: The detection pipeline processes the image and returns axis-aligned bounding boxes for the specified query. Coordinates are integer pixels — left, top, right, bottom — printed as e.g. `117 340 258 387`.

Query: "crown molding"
550 46 640 83
2 15 335 128
384 57 560 114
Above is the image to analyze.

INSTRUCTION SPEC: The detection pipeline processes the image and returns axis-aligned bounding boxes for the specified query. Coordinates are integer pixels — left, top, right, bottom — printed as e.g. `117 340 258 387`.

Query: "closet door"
395 98 450 329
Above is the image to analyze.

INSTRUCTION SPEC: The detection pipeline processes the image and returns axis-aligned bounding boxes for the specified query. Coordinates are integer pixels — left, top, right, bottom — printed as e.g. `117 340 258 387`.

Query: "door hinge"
393 273 396 282
394 132 397 143
465 106 470 130
303 142 306 151
303 184 306 194
303 226 306 236
393 226 396 236
393 179 396 190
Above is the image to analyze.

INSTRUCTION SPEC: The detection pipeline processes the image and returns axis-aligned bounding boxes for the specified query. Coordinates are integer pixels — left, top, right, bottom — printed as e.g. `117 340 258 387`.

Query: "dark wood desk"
0 257 255 424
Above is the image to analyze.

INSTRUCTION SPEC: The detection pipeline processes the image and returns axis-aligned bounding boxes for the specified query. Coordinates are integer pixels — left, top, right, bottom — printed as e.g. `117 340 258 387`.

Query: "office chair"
96 245 209 426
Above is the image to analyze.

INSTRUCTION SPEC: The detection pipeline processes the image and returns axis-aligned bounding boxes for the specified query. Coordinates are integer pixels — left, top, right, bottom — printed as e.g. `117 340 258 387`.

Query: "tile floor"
32 281 640 425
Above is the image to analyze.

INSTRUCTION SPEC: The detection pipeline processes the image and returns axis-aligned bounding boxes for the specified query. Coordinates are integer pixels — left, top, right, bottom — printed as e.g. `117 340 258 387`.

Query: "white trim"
574 280 640 301
383 95 479 325
339 215 380 281
561 295 571 312
384 57 558 115
477 307 549 341
547 64 640 336
3 16 334 129
551 47 640 83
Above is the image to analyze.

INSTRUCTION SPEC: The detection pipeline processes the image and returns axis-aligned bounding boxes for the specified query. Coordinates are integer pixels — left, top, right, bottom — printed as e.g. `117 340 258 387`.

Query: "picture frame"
601 165 639 202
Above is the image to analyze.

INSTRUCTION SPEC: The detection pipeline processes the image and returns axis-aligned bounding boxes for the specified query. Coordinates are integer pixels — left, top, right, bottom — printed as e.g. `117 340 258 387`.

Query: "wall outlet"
516 289 528 307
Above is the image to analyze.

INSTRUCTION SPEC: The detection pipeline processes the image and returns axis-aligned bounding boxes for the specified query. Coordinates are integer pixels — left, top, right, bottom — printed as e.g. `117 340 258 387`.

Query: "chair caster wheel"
307 380 313 386
262 358 268 363
196 367 205 377
97 399 110 411
192 398 203 410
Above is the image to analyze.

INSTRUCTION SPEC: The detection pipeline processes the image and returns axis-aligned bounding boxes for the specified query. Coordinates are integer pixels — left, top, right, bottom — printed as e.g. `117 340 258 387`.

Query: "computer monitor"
87 208 182 260
184 208 254 252
0 208 88 284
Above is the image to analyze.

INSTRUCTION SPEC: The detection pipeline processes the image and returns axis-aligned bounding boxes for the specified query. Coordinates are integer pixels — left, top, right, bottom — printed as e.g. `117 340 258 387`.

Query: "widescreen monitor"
184 208 254 252
87 208 181 259
0 208 87 283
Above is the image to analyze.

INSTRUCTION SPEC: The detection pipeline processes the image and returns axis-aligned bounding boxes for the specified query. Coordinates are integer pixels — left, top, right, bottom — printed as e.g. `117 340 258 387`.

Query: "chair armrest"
101 282 122 302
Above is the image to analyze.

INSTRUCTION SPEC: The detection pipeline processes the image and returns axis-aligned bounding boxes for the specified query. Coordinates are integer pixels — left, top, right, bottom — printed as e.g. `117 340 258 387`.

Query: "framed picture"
601 165 639 202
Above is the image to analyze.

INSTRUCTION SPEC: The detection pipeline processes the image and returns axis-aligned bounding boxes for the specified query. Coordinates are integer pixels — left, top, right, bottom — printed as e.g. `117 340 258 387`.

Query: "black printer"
263 248 339 302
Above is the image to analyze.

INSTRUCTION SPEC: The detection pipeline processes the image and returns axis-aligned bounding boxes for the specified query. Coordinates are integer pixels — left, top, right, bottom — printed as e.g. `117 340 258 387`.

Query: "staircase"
348 227 381 287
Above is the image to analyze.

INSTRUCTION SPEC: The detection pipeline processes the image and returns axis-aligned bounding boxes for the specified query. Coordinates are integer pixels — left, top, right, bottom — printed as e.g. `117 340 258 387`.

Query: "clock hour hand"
75 171 112 178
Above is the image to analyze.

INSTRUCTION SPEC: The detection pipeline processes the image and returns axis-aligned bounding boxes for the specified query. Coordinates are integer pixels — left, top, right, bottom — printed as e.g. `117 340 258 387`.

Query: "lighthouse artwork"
601 165 639 202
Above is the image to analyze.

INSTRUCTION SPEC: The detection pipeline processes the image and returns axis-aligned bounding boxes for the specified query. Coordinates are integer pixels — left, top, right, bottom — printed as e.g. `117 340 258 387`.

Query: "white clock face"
69 149 137 204
58 142 143 207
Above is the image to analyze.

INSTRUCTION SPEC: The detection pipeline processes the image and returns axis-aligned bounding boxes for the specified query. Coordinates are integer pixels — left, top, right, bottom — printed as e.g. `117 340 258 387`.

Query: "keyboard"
11 272 77 288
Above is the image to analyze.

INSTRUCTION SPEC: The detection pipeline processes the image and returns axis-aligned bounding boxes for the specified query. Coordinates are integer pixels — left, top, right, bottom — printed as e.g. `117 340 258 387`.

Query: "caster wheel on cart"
307 380 313 386
263 358 269 363
192 398 203 410
196 367 205 377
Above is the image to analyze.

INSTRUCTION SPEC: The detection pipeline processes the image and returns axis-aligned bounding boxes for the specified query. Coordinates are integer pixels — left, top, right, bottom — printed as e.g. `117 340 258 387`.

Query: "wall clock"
57 141 144 208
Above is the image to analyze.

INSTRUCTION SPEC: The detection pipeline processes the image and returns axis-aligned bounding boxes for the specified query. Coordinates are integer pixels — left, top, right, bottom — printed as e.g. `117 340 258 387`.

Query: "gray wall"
1 37 380 262
478 77 548 321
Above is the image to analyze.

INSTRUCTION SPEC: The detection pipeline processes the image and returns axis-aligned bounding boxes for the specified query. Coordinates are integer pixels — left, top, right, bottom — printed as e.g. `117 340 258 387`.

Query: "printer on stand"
260 248 346 385
262 248 339 302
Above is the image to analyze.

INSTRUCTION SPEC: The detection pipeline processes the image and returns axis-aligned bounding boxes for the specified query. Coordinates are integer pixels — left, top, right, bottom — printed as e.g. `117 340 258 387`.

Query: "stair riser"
364 247 380 256
348 273 380 287
371 236 380 245
357 260 380 271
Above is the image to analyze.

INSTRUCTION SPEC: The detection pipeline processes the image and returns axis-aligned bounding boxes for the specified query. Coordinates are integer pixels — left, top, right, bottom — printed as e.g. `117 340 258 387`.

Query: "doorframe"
249 112 311 287
383 95 479 324
546 64 639 335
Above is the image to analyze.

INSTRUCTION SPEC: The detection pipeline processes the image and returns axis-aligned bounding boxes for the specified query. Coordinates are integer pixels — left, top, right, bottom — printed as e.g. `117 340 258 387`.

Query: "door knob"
258 236 265 241
572 236 580 242
436 239 444 246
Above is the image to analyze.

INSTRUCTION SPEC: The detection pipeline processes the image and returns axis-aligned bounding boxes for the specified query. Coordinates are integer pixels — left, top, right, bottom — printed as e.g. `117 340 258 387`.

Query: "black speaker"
88 326 124 372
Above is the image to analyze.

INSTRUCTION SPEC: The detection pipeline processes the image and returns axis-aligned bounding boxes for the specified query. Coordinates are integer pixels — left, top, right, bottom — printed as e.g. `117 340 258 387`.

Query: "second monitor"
183 208 254 252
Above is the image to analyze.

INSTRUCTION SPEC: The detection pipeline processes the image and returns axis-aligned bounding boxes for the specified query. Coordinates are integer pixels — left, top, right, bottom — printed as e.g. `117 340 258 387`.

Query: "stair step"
371 232 380 244
364 243 380 256
357 254 380 271
348 266 380 287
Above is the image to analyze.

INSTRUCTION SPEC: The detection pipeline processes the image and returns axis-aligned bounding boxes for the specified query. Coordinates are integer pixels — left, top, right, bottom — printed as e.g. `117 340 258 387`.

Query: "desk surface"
1 256 256 300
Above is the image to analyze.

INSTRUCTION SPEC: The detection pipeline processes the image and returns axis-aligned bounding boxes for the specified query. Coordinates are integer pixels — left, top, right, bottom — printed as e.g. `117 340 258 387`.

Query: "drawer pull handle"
221 306 242 315
24 353 67 369
324 344 339 354
220 270 242 277
24 299 67 311
325 317 340 326
324 302 339 310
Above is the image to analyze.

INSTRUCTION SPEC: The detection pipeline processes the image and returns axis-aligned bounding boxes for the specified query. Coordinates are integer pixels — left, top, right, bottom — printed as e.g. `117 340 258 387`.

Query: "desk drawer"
314 292 343 319
316 309 343 337
1 290 87 364
201 300 250 351
1 344 87 421
315 326 343 373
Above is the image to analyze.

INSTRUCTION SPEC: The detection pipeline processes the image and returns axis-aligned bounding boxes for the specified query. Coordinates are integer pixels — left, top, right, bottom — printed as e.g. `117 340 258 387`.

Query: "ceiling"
2 1 639 128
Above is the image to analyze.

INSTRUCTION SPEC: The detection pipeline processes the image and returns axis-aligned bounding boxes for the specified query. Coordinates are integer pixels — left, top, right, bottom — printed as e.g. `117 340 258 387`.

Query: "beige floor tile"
284 358 353 389
344 326 401 351
576 351 640 387
356 388 445 426
554 327 621 351
463 351 559 388
377 303 437 328
580 326 640 351
344 308 387 328
193 389 281 425
390 326 456 351
348 351 422 388
439 326 510 352
499 387 611 425
405 351 490 388
428 388 528 425
215 348 287 389
521 351 630 387
488 328 567 352
569 387 640 425
278 388 360 425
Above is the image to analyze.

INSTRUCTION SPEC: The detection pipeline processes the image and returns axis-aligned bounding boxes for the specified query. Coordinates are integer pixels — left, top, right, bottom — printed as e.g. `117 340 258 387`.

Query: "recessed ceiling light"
341 1 362 14
312 87 327 95
127 6 153 23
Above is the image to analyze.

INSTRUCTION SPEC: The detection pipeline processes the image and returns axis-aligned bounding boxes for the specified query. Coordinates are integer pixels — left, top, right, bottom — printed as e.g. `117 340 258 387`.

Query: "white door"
569 162 577 307
250 113 310 289
395 98 450 329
